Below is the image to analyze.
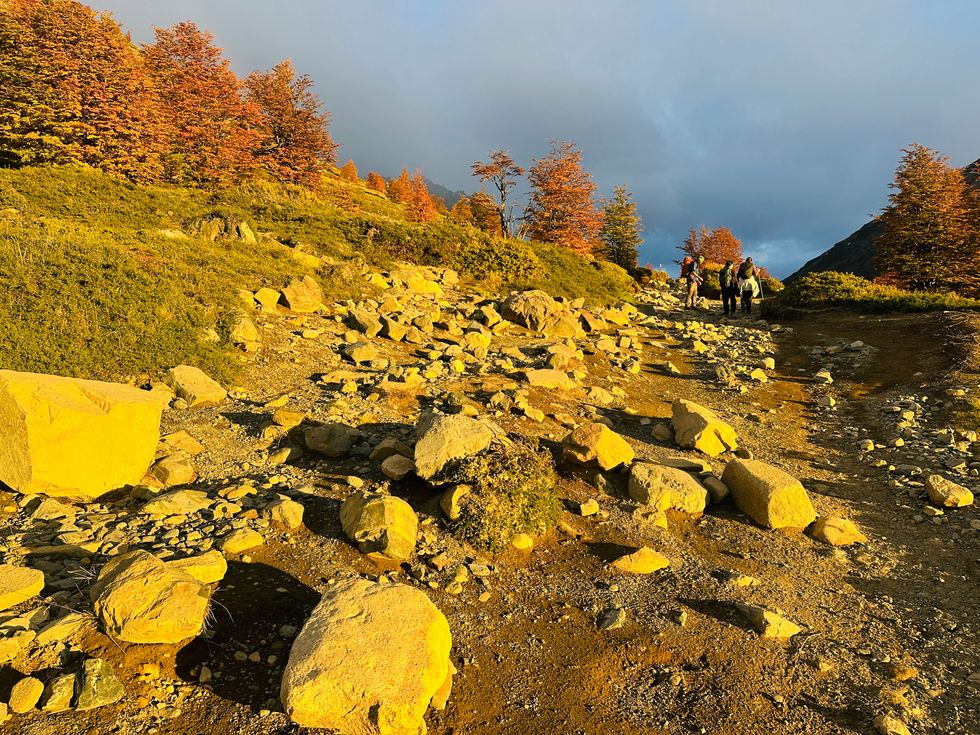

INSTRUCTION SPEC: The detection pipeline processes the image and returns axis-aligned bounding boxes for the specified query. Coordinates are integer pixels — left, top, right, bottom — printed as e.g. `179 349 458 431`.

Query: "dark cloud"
96 0 980 277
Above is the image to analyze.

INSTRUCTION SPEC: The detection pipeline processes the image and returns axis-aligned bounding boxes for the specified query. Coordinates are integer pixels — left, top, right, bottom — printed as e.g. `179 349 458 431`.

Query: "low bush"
450 439 562 553
770 271 980 314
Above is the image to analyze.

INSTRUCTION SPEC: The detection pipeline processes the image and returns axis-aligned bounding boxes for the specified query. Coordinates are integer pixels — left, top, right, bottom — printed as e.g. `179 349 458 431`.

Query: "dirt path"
3 289 977 735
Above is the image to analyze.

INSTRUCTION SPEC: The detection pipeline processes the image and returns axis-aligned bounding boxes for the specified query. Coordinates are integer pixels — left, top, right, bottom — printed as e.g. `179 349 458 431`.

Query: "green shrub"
770 271 980 313
450 439 562 553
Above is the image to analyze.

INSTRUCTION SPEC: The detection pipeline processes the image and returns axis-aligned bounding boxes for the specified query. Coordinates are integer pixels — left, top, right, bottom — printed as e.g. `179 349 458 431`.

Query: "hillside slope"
788 157 980 282
0 165 633 381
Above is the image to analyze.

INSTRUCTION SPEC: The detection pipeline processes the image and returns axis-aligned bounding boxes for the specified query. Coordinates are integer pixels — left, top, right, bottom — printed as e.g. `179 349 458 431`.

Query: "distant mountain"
787 157 980 283
425 178 466 209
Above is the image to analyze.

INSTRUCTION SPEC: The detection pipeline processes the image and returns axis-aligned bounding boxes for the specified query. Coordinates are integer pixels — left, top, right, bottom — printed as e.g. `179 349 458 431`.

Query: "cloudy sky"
97 0 980 277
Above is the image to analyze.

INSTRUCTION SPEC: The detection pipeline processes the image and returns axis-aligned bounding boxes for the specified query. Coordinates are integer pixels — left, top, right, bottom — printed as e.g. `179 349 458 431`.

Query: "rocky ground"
0 265 977 735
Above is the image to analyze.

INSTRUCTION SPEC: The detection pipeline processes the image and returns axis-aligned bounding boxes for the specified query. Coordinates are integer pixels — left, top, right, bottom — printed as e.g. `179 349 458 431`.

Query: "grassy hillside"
0 165 634 382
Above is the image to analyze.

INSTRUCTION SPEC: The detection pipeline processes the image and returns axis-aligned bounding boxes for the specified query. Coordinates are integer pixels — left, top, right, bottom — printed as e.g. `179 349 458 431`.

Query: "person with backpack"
719 260 738 316
737 257 759 313
683 255 704 309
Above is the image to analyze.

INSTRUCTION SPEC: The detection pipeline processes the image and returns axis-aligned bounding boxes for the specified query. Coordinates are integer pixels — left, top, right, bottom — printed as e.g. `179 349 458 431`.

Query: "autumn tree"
598 185 643 269
875 144 979 295
0 0 164 180
469 191 503 236
471 149 524 236
405 170 437 222
365 171 386 193
244 59 336 186
679 225 743 264
338 159 358 182
526 140 602 256
387 168 412 203
449 196 474 224
145 22 260 186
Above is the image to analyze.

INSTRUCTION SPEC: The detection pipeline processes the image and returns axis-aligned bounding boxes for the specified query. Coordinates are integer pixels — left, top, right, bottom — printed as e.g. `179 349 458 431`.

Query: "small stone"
381 454 416 481
597 607 626 630
735 603 801 638
609 547 670 574
577 498 600 517
40 674 76 713
9 676 44 713
511 533 534 550
221 528 264 554
873 713 911 735
809 516 867 546
924 474 974 508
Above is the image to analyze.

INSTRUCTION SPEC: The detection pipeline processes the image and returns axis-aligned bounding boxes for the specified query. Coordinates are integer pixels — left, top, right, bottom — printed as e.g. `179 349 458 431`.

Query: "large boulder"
628 463 709 514
0 370 163 498
671 399 738 456
562 423 634 470
281 579 453 734
721 459 816 529
281 275 323 313
340 493 419 561
163 365 227 407
305 423 361 458
500 290 584 338
90 550 211 644
413 413 493 480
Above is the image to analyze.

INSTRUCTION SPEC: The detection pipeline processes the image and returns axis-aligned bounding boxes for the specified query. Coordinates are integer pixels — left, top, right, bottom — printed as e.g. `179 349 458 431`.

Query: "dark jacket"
737 262 756 280
719 265 736 289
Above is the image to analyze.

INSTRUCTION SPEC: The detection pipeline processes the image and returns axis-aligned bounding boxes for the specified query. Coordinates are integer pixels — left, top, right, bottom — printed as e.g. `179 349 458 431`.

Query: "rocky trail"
0 266 976 735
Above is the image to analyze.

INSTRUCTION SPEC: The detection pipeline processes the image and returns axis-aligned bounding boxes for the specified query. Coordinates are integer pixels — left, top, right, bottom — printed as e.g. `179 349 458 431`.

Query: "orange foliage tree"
449 196 474 224
875 144 979 295
365 171 386 193
471 149 523 236
526 140 602 256
405 170 437 222
338 159 358 182
468 191 503 236
0 0 164 180
244 59 336 186
387 168 412 203
145 22 260 186
680 225 743 264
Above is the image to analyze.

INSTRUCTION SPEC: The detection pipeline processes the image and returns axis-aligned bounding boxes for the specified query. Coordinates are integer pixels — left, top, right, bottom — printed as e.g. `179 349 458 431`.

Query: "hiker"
683 255 703 309
719 259 738 316
737 257 759 313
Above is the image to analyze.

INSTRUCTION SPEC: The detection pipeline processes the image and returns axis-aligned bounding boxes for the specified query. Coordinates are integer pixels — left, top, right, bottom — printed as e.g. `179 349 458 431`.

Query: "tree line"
449 143 643 271
0 0 645 270
0 0 339 187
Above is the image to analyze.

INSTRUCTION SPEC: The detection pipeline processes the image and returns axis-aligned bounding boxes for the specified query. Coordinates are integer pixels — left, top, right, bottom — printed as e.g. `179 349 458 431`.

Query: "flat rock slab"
0 565 44 612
